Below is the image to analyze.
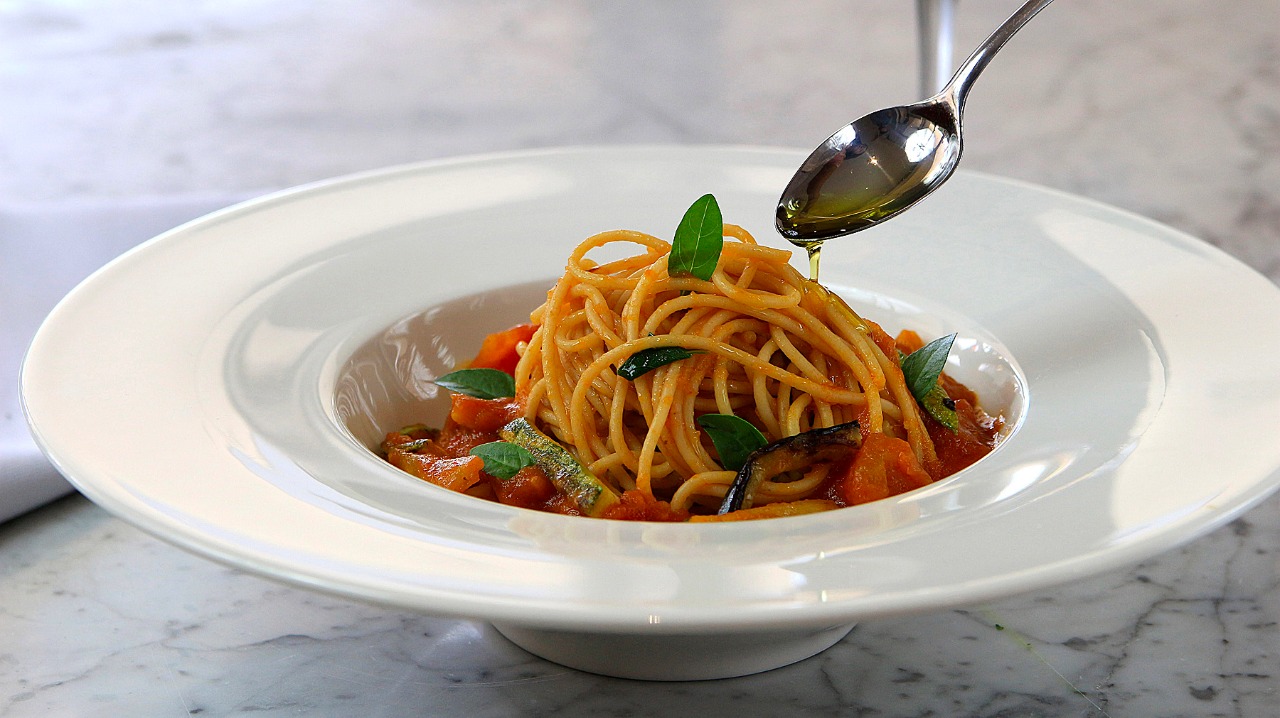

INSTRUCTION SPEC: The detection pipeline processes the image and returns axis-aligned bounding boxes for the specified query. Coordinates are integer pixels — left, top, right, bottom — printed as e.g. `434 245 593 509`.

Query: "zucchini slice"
499 418 620 517
718 421 862 515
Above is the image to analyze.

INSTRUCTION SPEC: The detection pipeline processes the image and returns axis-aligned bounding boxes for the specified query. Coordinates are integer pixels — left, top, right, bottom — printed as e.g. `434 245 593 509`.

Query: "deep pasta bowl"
21 147 1280 680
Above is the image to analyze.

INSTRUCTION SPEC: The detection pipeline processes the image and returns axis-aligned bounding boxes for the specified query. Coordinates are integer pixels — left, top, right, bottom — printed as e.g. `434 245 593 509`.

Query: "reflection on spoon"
777 0 1056 279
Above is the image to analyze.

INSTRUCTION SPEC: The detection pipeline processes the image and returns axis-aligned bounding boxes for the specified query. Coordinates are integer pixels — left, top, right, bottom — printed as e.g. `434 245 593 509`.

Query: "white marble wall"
4 1 1278 282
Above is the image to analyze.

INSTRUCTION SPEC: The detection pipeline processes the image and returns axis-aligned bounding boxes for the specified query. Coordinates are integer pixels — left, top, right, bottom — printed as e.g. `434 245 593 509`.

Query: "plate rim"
21 144 1280 632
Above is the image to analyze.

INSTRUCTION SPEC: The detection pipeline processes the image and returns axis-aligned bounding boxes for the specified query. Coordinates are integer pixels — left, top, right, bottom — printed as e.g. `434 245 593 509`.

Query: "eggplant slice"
717 421 862 515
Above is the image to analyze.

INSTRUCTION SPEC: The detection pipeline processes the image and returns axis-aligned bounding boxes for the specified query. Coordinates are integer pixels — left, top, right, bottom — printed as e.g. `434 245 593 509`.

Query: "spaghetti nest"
513 224 938 513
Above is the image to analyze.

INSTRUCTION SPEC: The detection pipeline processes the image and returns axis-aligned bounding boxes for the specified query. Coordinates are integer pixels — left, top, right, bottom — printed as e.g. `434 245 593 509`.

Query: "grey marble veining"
3 494 1277 716
3 1 1280 715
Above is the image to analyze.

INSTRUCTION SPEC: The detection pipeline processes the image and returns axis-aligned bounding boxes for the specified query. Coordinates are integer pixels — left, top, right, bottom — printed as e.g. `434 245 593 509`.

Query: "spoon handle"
942 0 1055 109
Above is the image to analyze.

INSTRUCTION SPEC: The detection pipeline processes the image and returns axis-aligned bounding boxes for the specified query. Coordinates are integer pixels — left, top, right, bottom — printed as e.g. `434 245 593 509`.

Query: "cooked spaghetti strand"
513 225 939 508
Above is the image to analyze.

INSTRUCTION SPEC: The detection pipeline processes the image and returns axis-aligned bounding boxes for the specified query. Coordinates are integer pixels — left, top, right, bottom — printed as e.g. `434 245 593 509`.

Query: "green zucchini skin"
717 421 862 515
499 418 620 517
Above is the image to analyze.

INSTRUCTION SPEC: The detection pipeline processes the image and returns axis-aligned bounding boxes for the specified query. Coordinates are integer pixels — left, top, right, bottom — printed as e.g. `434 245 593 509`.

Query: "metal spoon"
777 0 1055 249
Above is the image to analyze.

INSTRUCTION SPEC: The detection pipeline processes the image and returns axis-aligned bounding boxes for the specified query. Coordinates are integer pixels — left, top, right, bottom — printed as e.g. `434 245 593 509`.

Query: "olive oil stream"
806 243 822 282
780 152 937 283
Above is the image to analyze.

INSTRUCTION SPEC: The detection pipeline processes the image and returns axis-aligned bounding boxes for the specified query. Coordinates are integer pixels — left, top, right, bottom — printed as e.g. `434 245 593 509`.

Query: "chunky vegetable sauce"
381 323 1001 522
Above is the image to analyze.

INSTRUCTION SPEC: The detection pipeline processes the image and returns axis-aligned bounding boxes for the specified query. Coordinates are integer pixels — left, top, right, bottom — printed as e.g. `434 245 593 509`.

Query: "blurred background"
3 0 1277 282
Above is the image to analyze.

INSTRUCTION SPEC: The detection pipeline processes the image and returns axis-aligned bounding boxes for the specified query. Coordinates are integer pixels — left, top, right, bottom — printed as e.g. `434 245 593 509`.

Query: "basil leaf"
668 194 724 281
617 346 700 380
469 441 537 480
697 414 768 471
900 334 959 432
433 368 515 399
900 333 956 403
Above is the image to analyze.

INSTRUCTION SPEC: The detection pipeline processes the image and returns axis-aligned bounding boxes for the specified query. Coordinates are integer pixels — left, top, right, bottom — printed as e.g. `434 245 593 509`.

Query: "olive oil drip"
805 242 823 282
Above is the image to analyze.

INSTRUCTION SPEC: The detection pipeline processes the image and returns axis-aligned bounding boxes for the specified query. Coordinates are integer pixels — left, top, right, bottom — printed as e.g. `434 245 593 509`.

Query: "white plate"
22 147 1280 680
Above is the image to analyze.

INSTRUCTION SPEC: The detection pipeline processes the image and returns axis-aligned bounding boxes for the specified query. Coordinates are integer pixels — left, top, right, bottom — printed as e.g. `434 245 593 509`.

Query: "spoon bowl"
777 100 960 242
778 0 1054 244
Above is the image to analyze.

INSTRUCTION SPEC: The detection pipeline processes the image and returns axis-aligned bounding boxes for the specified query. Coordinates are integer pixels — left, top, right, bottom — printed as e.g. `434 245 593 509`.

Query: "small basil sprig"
616 346 701 380
433 368 515 399
697 414 768 471
469 441 537 480
668 194 724 281
900 333 958 431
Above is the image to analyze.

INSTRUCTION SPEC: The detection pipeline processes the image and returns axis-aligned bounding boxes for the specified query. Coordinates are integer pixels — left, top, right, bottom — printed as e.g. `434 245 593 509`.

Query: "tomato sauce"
467 323 536 375
384 323 1002 520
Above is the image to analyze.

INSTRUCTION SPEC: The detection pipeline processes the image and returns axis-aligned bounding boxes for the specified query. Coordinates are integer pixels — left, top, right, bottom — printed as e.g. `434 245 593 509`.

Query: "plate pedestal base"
491 621 856 681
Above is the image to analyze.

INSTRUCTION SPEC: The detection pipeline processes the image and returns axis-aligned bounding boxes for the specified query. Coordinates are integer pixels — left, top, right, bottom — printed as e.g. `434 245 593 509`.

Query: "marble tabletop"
3 1 1279 715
